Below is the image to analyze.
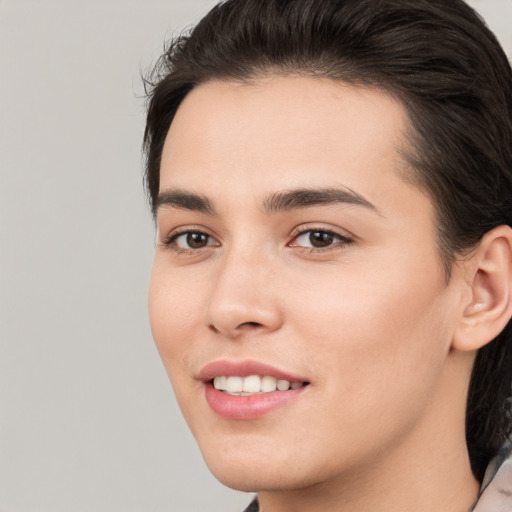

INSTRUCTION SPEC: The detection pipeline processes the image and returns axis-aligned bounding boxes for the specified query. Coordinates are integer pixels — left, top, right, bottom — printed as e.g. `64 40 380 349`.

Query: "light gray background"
0 1 511 511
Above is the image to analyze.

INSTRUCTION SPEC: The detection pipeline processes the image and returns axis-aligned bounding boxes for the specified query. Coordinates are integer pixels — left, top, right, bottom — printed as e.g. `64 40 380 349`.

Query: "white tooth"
226 376 243 393
242 375 261 393
291 382 302 389
261 376 277 392
277 379 291 391
214 376 227 390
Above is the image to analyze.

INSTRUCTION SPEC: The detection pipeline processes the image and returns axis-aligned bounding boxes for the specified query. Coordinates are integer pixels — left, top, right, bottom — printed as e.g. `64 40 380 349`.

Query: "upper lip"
199 359 309 383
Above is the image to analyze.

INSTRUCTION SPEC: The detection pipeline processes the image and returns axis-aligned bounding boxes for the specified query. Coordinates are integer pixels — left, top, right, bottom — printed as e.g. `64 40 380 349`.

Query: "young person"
143 1 512 510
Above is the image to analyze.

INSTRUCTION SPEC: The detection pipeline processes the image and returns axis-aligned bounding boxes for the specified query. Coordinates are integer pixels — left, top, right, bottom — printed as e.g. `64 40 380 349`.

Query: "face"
149 76 464 492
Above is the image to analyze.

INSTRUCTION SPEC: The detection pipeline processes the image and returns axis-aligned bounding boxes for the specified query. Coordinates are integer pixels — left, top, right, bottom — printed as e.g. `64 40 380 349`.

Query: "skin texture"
148 76 506 512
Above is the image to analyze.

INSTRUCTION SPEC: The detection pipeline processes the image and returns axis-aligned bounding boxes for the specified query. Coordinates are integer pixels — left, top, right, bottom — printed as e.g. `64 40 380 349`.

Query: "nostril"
208 320 263 337
208 321 261 334
239 321 262 329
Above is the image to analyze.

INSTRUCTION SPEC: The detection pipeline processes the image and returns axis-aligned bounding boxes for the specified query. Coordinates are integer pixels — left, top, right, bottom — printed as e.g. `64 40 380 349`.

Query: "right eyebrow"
155 189 216 215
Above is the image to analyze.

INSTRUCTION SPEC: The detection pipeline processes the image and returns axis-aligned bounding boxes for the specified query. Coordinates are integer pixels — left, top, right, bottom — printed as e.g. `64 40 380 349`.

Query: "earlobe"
452 225 512 352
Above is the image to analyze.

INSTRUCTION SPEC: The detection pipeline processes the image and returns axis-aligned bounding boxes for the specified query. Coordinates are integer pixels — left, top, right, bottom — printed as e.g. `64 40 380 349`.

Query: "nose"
206 248 284 339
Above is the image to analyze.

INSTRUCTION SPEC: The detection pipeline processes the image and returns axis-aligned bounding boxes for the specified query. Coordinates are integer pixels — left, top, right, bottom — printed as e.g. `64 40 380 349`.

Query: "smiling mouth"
211 375 310 396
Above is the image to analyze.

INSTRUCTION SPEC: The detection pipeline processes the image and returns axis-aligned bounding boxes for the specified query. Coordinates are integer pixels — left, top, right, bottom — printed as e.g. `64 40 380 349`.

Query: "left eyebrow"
263 187 379 214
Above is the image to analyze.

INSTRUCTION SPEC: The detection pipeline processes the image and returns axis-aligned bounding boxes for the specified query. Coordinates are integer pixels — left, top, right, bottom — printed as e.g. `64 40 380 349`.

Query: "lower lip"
204 383 306 420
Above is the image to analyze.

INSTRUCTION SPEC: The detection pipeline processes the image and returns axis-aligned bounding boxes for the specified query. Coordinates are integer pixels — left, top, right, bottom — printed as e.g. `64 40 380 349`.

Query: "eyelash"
288 226 354 253
160 226 354 254
161 228 217 254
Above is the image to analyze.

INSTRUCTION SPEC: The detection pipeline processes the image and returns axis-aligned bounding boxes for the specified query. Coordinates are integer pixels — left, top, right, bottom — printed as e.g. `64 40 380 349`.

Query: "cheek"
148 262 210 432
148 260 203 376
287 253 453 413
268 261 455 474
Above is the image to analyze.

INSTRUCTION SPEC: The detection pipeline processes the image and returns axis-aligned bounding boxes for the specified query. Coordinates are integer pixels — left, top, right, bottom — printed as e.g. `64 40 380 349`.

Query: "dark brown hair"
143 0 512 480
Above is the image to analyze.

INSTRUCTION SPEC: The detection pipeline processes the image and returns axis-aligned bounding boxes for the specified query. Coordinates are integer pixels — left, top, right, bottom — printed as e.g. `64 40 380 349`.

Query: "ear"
452 225 512 352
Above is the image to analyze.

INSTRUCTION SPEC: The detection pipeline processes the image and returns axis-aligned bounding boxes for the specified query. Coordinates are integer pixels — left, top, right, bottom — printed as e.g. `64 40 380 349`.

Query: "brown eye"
290 229 353 250
309 231 335 247
186 232 209 248
168 231 218 250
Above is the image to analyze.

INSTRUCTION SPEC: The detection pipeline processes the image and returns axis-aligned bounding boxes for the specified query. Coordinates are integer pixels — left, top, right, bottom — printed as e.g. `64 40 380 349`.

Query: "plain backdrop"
0 1 511 511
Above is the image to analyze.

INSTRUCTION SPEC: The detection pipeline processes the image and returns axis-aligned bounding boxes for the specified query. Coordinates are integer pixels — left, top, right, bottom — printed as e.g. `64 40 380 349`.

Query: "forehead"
159 75 426 217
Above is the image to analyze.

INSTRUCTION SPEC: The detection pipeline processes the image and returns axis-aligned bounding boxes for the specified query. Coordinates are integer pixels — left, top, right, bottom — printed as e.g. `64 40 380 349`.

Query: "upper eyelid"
287 225 357 253
158 227 220 250
174 232 219 248
292 229 349 241
160 224 217 239
289 223 355 240
169 230 214 241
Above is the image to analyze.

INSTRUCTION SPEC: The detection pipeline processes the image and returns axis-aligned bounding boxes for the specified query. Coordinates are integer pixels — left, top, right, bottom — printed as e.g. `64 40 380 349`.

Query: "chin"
200 448 280 491
206 463 303 493
200 445 329 493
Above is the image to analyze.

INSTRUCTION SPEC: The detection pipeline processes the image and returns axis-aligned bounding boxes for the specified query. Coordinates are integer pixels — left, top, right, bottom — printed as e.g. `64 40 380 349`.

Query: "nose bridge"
206 235 282 337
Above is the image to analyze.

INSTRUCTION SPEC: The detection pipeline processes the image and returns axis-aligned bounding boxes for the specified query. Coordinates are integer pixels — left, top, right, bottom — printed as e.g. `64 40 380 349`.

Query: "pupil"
187 232 208 248
310 231 333 247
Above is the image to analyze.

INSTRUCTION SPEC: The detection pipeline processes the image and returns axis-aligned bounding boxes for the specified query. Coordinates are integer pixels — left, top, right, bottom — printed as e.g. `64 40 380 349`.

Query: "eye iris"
310 231 334 247
187 232 208 248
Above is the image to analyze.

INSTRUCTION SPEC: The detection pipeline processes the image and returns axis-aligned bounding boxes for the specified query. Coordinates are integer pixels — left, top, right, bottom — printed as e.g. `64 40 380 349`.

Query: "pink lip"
199 360 309 420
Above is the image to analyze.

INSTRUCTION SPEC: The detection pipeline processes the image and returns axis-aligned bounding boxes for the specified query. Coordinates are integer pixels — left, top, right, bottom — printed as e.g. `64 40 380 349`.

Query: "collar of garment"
470 432 512 512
